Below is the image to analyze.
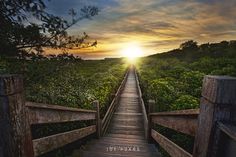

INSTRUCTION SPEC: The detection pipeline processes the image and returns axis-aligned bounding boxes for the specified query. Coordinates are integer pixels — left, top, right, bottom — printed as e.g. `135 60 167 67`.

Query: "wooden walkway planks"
79 68 160 157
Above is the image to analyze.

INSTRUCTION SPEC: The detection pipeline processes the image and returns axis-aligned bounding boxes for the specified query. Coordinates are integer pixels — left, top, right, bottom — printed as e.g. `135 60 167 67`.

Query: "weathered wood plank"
0 75 34 157
150 109 199 116
193 75 236 157
201 75 236 105
33 125 96 156
218 122 236 141
26 101 96 113
26 102 96 124
93 100 101 138
101 97 117 134
151 110 199 136
148 100 155 143
134 67 148 139
115 70 129 97
151 129 192 157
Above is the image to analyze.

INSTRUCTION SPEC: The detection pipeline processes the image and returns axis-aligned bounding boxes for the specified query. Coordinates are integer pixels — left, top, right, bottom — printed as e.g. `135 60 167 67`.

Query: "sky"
44 0 236 59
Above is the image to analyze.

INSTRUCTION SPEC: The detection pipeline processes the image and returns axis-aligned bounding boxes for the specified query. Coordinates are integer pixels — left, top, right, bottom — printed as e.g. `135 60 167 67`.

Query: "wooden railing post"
0 75 34 157
193 75 236 157
93 100 101 138
148 99 155 143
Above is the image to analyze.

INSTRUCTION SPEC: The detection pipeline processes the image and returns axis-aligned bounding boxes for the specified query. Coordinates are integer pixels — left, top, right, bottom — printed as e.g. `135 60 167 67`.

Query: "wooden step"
116 109 142 113
81 150 160 157
118 103 140 106
116 105 141 110
109 125 143 131
93 137 147 144
113 115 143 119
114 112 143 116
108 129 144 136
86 143 157 154
105 134 145 140
119 97 139 101
111 119 143 126
89 140 151 148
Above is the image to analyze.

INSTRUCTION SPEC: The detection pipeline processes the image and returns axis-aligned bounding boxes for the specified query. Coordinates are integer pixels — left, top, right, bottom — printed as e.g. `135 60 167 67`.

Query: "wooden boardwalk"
81 69 160 157
1 68 236 157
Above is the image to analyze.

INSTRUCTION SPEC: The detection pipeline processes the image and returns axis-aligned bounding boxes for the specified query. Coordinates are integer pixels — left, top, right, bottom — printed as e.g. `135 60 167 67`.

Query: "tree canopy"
180 40 198 50
0 0 99 58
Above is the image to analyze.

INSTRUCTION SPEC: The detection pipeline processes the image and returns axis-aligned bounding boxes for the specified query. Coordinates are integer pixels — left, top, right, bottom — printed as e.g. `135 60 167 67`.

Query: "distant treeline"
150 40 236 60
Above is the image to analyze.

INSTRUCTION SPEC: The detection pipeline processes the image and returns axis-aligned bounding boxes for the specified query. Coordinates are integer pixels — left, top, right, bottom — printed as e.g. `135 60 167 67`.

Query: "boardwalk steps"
80 69 161 157
2 68 236 157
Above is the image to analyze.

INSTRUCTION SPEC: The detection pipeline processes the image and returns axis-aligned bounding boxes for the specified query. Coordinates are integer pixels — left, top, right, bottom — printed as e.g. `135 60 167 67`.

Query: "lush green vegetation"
1 57 127 115
136 40 236 156
0 57 127 156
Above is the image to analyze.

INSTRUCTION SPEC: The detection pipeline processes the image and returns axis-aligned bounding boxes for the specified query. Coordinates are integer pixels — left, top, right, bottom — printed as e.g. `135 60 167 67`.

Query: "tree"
180 40 198 51
0 0 99 57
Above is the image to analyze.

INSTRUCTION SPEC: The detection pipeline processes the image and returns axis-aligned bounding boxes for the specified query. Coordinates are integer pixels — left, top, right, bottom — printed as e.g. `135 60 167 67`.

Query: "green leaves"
17 59 127 113
180 71 204 97
171 95 199 110
0 0 99 57
149 79 176 111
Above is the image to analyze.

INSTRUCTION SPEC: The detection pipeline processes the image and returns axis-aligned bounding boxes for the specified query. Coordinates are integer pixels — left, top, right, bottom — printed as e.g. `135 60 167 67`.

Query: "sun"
121 43 143 61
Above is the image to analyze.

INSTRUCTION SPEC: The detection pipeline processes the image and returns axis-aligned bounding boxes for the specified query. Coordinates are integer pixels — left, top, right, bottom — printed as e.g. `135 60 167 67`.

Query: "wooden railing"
0 68 129 157
1 70 236 157
0 75 100 157
146 75 236 157
27 101 98 156
134 68 149 139
101 69 129 135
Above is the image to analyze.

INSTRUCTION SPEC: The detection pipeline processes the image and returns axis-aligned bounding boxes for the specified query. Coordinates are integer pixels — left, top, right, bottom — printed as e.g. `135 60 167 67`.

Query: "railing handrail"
26 101 96 113
147 75 236 157
150 108 199 136
151 129 192 157
150 109 199 116
33 125 96 156
134 67 148 139
101 68 129 135
2 70 236 157
27 101 98 156
0 74 101 157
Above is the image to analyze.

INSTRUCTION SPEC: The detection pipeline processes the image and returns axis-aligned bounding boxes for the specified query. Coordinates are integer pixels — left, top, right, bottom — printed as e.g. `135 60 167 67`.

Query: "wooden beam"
150 109 199 116
0 75 34 157
33 125 96 156
101 97 117 134
218 122 236 142
148 100 155 143
151 129 192 157
193 75 236 157
93 100 101 138
26 102 96 124
134 67 148 140
141 99 148 139
151 110 199 136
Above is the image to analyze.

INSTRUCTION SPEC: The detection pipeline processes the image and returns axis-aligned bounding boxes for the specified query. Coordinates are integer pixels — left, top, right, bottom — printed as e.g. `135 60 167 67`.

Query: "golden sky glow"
45 0 236 59
121 42 143 59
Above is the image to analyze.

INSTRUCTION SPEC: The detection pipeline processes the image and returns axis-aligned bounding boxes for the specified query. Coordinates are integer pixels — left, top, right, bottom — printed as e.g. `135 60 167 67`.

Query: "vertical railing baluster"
193 75 236 157
0 75 34 157
148 99 155 143
93 100 101 138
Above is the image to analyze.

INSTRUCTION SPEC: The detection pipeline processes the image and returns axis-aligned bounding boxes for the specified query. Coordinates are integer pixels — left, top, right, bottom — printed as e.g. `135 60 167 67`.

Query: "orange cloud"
44 0 236 59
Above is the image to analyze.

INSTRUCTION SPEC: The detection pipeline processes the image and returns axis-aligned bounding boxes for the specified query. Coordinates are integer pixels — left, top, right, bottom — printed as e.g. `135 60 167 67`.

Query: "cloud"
44 0 236 59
